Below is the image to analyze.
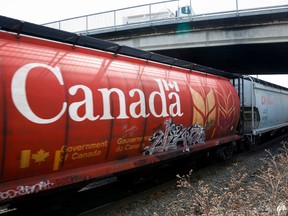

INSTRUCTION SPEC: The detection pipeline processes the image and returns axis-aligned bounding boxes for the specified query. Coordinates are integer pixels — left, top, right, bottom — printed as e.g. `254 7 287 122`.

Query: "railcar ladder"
232 76 245 137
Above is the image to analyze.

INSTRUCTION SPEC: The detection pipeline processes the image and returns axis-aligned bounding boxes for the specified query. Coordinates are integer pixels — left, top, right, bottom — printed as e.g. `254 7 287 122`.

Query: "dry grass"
166 141 288 216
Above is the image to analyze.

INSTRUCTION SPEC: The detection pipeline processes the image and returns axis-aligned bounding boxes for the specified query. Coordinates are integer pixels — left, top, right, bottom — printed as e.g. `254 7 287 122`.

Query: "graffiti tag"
144 119 205 155
0 180 54 201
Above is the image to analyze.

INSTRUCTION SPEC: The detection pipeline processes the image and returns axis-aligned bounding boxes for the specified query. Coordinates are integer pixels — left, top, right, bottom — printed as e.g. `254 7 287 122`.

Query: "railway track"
80 179 177 216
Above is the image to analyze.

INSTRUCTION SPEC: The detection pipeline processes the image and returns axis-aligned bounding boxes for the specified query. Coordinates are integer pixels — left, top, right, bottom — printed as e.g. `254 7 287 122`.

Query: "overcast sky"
2 0 288 87
2 0 287 24
1 0 169 24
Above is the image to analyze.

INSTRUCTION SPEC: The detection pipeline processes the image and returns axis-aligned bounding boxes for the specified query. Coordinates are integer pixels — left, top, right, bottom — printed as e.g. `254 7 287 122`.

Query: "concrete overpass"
88 7 288 75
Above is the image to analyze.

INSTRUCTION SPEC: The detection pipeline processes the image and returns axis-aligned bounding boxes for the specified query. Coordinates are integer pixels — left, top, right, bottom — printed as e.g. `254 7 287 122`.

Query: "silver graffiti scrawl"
144 119 205 155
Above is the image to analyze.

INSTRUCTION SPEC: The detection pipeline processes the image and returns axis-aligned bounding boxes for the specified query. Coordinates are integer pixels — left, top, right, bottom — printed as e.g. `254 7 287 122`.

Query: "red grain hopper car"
0 16 240 203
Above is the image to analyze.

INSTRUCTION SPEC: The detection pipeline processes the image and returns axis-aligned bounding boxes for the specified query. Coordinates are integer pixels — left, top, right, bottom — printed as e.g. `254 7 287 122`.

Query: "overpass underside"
154 42 288 75
92 9 288 75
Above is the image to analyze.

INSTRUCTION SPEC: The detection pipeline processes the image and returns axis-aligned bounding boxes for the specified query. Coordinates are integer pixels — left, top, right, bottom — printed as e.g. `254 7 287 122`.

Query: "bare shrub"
249 141 288 215
166 142 288 216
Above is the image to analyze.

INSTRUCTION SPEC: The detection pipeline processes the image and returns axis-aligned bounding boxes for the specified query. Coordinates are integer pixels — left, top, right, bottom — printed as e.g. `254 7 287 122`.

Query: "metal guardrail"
43 0 288 35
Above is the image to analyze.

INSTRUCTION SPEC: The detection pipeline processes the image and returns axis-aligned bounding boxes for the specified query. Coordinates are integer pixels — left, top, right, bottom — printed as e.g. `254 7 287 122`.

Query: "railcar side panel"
0 31 240 201
215 79 240 137
105 60 146 160
1 39 67 179
140 65 194 155
242 78 288 135
0 58 3 177
188 75 240 140
60 53 112 169
254 83 288 131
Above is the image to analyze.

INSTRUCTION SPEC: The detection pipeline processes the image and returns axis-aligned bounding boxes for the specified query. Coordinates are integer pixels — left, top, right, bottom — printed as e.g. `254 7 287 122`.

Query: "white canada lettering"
98 88 129 120
69 85 100 121
11 63 67 124
129 89 150 118
149 79 169 118
168 92 183 117
11 63 183 124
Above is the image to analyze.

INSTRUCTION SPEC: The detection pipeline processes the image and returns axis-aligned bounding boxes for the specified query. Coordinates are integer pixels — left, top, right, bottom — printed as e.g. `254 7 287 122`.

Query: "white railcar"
241 76 288 139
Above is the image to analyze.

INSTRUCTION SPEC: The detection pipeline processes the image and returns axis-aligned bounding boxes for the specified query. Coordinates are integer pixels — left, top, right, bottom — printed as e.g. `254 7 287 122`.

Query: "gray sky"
2 0 288 24
1 0 168 24
2 0 288 87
